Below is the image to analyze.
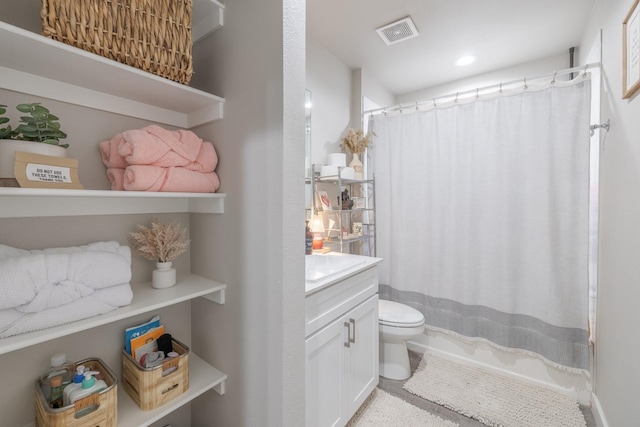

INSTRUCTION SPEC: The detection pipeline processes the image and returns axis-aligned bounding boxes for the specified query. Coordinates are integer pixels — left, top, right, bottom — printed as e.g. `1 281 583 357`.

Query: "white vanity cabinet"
305 264 380 427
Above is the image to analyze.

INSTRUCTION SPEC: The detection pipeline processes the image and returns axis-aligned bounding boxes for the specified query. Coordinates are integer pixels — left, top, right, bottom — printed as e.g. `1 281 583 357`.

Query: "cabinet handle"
349 318 356 344
344 321 351 348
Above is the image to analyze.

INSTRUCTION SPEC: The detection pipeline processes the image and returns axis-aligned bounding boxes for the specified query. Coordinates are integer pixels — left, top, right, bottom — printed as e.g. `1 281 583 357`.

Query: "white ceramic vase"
0 139 67 178
152 261 177 289
349 153 363 180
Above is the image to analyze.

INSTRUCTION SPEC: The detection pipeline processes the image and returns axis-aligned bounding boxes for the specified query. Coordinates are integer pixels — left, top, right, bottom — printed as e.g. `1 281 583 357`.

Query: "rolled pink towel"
99 134 129 169
106 168 125 191
123 165 220 193
119 125 217 171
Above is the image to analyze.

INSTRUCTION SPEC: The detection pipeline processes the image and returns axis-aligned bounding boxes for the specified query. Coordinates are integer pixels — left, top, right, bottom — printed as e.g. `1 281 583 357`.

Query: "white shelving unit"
0 188 226 218
0 8 228 425
0 18 225 129
193 0 225 43
0 275 227 355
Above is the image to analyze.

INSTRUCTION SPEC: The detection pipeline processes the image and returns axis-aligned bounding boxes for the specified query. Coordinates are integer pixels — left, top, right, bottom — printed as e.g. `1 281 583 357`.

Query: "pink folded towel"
99 135 129 169
118 125 218 172
100 125 218 170
123 165 220 193
106 168 125 191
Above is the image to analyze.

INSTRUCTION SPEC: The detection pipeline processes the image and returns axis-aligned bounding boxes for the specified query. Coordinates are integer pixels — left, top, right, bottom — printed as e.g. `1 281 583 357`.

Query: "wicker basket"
35 358 117 427
122 338 190 411
41 0 193 84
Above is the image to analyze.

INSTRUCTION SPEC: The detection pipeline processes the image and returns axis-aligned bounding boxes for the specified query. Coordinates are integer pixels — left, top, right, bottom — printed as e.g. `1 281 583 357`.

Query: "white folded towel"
0 244 132 311
0 283 134 338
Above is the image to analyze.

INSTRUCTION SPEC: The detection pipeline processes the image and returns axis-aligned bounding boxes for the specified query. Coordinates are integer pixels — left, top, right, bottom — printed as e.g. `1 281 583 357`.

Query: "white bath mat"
346 388 458 427
404 352 586 427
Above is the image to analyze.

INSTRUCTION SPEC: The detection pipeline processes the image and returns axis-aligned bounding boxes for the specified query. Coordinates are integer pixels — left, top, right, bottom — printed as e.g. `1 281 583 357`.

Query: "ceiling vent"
376 16 419 46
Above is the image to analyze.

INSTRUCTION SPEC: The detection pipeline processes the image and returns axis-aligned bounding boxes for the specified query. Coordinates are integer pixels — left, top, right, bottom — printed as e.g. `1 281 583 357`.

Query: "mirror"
305 89 312 178
305 89 312 218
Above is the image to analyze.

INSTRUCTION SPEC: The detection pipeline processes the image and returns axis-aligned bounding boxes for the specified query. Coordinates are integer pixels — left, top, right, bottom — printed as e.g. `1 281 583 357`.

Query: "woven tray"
41 0 193 84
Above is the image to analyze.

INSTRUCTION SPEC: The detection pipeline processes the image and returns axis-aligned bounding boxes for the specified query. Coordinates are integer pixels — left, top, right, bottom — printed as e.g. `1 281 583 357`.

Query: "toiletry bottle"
68 372 108 405
49 376 64 408
39 353 75 402
62 365 86 407
305 220 313 255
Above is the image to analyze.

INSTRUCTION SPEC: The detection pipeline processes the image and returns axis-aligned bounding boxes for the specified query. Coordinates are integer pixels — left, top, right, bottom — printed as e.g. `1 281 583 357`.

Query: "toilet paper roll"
321 165 339 177
327 153 346 167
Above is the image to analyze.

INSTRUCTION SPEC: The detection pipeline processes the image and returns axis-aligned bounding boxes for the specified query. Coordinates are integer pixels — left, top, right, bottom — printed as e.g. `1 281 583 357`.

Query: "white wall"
580 0 640 425
189 0 305 426
306 37 352 166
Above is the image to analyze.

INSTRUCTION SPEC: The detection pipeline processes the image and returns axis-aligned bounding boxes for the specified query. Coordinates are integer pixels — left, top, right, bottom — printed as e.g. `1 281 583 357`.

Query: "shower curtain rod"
364 62 600 115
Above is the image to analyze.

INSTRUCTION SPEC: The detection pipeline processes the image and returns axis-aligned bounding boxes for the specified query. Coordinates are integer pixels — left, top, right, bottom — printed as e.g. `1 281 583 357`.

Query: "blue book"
124 315 160 355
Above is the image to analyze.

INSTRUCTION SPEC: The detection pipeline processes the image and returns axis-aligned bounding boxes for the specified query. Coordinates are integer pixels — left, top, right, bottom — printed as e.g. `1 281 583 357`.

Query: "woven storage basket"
41 0 193 84
122 338 190 411
35 358 117 427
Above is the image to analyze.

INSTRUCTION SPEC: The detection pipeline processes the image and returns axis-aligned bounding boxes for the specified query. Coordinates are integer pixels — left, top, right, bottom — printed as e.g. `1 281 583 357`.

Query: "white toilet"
378 299 425 380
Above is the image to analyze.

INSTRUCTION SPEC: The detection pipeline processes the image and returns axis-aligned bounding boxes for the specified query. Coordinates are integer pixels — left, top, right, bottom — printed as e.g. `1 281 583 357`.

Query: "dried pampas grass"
341 128 376 155
130 219 190 263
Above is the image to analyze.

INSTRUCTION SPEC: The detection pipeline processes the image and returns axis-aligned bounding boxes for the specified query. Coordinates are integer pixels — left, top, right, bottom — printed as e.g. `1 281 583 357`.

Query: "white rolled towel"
0 242 132 311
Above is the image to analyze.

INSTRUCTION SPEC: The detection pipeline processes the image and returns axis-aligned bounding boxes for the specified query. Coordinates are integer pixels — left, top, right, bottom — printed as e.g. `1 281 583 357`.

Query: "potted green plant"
0 103 69 178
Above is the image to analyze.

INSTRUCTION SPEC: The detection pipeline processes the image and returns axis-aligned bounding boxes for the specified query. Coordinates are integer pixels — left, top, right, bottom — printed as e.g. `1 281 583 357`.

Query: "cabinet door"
345 295 379 417
306 316 348 427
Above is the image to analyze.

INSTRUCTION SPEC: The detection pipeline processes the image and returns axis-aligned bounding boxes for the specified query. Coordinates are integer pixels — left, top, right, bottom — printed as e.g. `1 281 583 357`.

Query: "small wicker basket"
122 338 190 411
35 358 118 427
41 0 193 84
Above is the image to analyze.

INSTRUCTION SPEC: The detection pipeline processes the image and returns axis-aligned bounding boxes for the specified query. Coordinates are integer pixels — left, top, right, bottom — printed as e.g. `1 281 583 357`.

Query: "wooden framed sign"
14 151 83 189
624 0 640 98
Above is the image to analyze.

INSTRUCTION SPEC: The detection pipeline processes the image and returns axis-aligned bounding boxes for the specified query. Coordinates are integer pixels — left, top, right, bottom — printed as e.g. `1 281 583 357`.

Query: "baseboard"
590 393 609 427
407 336 592 405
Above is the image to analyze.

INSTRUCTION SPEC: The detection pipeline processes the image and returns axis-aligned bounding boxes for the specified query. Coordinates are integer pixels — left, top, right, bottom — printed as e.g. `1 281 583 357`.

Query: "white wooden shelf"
193 0 225 43
0 187 225 218
0 20 225 128
0 275 226 355
118 353 227 427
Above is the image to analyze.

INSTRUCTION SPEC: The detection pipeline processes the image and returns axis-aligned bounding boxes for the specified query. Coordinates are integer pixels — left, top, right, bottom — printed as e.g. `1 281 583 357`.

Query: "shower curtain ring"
415 101 419 111
583 64 589 77
499 82 503 93
523 77 528 90
433 98 437 107
454 92 459 103
476 88 479 99
551 71 557 84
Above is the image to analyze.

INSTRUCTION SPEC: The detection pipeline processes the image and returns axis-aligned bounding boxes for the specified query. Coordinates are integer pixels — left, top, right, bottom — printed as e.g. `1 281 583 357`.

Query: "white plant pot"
0 139 67 178
152 261 177 289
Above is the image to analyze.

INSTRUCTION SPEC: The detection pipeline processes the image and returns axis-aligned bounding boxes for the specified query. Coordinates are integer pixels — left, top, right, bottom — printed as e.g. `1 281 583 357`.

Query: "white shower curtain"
371 78 591 371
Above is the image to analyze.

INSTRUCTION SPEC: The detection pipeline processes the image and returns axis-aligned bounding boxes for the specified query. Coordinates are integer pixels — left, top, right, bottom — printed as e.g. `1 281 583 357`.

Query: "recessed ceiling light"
456 55 477 66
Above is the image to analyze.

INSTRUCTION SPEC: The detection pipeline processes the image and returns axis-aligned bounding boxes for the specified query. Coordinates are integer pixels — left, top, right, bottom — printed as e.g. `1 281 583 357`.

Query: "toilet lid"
378 300 424 327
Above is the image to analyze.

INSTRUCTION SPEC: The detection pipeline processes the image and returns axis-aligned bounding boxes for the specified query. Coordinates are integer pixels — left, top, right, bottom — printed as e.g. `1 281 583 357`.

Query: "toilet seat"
378 300 424 328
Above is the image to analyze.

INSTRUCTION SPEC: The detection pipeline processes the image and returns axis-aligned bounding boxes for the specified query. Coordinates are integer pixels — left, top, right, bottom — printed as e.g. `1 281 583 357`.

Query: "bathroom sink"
305 252 367 282
305 252 383 295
